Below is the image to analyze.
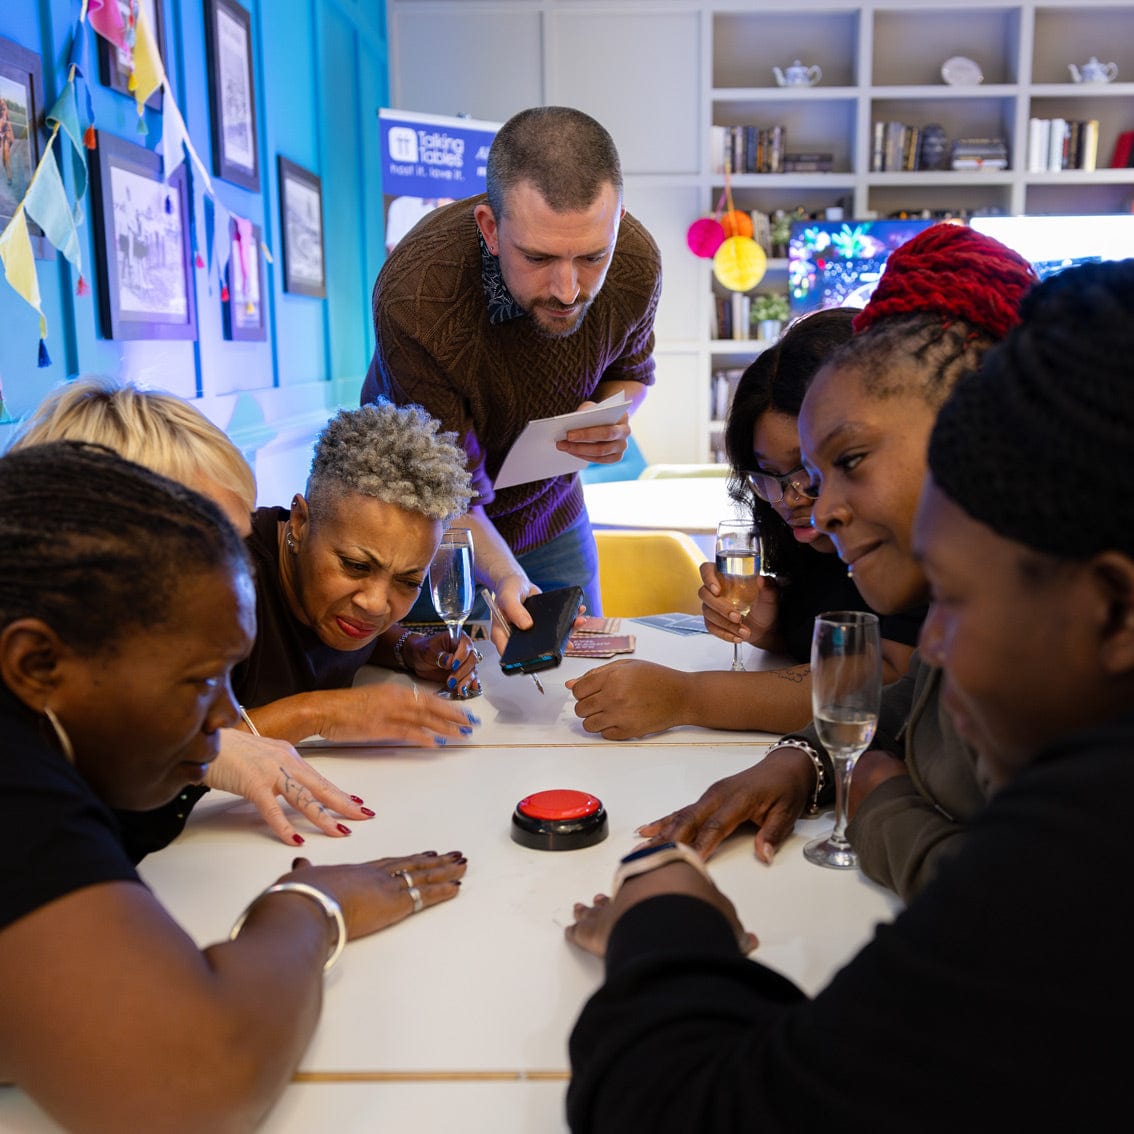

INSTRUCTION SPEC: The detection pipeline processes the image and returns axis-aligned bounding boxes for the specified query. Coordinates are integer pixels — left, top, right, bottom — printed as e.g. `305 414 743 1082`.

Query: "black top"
567 709 1134 1132
0 683 142 933
233 506 380 708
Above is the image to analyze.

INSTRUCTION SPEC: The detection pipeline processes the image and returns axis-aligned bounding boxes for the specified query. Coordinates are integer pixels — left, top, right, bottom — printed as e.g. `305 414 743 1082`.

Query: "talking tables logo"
387 126 419 164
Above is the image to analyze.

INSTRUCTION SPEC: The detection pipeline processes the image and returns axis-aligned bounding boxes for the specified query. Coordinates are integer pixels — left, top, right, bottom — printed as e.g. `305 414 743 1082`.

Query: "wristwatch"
611 840 713 896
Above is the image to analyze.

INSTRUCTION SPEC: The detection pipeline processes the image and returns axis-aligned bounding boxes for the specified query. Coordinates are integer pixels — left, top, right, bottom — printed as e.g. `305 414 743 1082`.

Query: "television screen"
788 218 938 315
970 214 1134 280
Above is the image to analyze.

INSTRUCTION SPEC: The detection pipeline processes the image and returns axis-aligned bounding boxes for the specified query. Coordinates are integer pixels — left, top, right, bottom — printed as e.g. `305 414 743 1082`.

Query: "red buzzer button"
517 789 601 821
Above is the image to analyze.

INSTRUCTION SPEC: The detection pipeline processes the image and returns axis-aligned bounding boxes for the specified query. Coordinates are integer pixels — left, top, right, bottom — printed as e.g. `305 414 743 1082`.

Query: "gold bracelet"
229 881 346 972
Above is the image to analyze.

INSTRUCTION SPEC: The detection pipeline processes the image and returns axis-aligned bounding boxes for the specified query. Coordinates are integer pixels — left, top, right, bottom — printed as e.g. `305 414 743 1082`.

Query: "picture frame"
223 217 267 340
0 35 52 259
203 0 259 191
278 156 326 298
97 0 166 111
88 131 198 341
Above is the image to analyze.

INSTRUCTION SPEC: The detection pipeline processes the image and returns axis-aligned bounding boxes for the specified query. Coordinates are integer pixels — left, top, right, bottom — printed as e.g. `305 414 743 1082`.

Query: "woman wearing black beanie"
565 257 1134 1134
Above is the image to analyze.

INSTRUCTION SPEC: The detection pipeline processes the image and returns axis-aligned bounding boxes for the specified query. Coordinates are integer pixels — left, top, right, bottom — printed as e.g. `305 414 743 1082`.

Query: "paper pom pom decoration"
720 209 754 239
686 216 726 258
713 236 767 292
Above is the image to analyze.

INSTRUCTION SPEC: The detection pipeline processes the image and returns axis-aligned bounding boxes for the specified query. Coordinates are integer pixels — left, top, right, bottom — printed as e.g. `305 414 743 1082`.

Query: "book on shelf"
1110 129 1134 168
1028 118 1101 172
950 138 1008 172
782 151 834 172
711 124 787 174
871 122 922 172
711 367 745 422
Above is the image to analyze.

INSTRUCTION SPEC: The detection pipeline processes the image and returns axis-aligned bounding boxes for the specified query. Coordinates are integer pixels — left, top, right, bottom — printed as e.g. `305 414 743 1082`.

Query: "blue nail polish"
448 676 457 689
465 712 481 725
460 725 473 735
435 736 448 746
460 685 468 697
451 658 461 671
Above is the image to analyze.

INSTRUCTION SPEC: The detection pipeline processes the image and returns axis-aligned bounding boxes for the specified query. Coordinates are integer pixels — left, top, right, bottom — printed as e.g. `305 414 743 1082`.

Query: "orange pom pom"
721 210 754 239
83 125 97 150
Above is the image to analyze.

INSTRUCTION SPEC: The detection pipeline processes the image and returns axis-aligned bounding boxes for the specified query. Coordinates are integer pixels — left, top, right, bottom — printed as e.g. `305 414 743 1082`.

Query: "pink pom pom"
686 217 726 259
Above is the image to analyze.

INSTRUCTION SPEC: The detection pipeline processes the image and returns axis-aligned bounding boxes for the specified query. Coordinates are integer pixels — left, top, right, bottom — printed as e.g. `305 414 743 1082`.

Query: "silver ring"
437 652 447 668
407 885 424 914
472 647 483 663
394 869 414 890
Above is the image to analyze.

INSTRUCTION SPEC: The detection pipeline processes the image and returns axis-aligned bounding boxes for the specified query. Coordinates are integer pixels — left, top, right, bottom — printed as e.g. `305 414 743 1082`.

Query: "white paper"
492 392 629 490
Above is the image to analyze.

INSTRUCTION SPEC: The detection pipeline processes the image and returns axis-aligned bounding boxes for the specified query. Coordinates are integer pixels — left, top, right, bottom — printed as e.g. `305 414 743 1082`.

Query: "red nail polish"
291 834 305 845
360 806 376 817
336 823 352 835
350 795 365 804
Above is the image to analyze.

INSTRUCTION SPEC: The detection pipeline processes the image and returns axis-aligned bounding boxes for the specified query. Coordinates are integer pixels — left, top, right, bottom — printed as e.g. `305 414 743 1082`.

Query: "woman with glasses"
639 224 1038 896
568 308 918 741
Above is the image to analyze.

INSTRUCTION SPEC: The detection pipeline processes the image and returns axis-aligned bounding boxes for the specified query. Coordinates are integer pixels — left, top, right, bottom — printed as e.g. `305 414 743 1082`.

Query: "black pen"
482 589 545 694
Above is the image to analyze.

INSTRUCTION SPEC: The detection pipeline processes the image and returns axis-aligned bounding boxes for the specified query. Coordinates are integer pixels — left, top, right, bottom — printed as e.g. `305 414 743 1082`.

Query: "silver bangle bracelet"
229 881 347 972
771 737 828 816
391 627 420 672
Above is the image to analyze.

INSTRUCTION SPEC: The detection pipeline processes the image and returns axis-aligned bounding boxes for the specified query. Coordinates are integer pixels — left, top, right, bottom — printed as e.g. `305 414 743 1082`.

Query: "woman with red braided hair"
637 223 1037 901
564 256 1134 1134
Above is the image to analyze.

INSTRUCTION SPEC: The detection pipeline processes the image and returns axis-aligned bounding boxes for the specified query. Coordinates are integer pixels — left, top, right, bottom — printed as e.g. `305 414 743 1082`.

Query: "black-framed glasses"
745 467 818 505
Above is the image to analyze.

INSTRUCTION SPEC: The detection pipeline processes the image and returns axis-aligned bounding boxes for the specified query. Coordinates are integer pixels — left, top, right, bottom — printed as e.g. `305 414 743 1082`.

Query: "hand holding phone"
499 586 585 676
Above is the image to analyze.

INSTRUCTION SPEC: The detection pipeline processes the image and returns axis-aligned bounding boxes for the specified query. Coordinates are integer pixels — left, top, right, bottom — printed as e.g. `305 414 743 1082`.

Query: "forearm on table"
237 692 338 746
683 666 814 734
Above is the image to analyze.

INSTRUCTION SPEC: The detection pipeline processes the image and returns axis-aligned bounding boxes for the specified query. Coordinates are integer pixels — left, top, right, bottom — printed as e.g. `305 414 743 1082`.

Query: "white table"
0 623 899 1133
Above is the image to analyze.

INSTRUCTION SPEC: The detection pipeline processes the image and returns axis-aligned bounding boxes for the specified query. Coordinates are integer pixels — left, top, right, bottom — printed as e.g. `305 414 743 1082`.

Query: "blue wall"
0 0 388 503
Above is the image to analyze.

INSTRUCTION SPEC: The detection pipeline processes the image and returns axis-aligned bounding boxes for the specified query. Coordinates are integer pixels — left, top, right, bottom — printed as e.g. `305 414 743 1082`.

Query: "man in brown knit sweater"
362 106 662 641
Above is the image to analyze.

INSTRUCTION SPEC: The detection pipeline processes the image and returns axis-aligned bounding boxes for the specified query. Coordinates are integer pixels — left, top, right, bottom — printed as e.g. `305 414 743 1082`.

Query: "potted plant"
751 291 790 340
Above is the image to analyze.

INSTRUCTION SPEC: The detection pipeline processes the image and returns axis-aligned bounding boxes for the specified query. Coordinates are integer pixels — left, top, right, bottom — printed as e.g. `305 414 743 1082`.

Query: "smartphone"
499 586 584 676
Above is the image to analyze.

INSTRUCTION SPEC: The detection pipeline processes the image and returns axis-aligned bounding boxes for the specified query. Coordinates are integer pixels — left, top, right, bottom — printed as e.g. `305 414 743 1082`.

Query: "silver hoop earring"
44 706 75 765
286 529 297 553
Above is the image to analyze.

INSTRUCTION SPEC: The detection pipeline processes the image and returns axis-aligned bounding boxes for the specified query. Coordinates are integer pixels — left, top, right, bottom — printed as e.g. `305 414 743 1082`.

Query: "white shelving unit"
386 0 1134 464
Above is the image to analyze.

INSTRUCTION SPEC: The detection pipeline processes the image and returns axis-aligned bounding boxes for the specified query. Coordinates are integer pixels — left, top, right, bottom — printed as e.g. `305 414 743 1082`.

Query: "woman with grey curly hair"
234 402 483 746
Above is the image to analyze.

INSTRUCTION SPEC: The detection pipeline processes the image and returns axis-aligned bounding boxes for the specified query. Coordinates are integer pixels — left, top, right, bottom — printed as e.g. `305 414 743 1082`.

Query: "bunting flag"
24 135 83 276
47 76 89 223
87 0 129 51
0 205 49 361
131 8 163 116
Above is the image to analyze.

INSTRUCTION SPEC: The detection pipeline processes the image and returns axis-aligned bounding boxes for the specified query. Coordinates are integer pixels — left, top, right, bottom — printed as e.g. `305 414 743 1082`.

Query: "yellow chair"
638 463 729 480
594 529 707 617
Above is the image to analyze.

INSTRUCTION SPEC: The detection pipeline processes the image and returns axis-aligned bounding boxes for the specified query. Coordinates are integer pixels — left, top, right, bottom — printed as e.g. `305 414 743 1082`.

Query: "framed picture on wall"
224 217 267 340
204 0 259 191
88 131 198 340
278 156 326 298
0 35 52 258
98 0 166 110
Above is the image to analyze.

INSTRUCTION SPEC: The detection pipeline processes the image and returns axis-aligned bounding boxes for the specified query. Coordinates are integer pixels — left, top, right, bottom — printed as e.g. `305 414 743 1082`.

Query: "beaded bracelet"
770 737 829 816
229 881 346 972
391 627 421 672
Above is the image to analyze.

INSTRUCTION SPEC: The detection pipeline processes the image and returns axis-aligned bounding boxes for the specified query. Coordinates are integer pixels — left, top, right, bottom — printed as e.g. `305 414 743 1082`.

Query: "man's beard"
529 298 591 339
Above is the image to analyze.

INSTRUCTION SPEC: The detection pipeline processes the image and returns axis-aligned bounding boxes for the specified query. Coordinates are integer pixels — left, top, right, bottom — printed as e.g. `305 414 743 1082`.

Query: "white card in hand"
492 393 629 490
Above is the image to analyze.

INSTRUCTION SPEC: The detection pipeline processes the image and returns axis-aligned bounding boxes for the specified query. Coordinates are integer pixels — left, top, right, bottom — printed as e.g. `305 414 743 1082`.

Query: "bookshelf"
386 0 1134 465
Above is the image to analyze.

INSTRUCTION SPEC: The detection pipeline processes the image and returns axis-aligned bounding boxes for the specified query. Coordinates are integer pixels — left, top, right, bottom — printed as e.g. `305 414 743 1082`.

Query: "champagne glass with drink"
715 519 762 672
428 527 478 699
803 611 881 869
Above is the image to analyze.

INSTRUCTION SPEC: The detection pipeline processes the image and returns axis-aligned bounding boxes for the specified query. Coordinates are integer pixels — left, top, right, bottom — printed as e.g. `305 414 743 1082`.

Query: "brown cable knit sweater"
363 194 662 556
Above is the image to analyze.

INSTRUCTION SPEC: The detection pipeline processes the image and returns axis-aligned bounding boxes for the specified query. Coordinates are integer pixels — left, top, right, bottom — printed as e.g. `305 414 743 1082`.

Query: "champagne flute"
803 611 882 869
715 519 762 672
428 528 478 699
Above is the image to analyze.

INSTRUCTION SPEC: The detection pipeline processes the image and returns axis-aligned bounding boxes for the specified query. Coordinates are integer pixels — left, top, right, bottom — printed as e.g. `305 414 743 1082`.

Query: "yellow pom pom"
712 236 767 292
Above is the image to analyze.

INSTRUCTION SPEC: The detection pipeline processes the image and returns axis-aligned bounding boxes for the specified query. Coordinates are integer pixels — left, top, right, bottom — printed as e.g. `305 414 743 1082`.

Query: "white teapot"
1069 57 1118 84
773 60 822 87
